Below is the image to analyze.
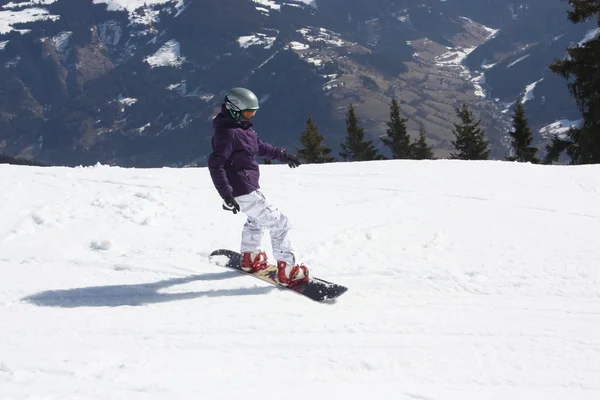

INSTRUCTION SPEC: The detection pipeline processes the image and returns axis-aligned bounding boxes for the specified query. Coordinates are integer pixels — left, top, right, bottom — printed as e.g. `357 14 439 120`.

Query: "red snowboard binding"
240 251 268 273
277 260 309 288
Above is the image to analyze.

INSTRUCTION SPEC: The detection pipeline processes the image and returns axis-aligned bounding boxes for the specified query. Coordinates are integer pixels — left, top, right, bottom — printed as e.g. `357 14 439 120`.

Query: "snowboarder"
208 87 309 288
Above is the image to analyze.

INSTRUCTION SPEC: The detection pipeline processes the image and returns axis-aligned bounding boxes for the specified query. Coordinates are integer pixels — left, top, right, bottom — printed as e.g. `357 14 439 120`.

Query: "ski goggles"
241 109 257 120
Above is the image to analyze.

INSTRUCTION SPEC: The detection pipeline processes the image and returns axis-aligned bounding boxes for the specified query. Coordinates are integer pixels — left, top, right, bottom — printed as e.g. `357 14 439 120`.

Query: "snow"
507 54 530 68
539 119 582 139
144 39 185 68
137 122 151 132
508 3 521 20
5 55 20 68
198 93 214 102
433 18 498 68
0 6 59 34
94 0 174 12
252 0 280 11
482 25 499 38
94 0 184 25
435 46 477 66
290 41 310 50
459 16 499 39
393 10 411 24
296 0 316 7
522 78 544 103
167 82 185 91
1 160 600 399
119 96 138 107
322 79 342 91
167 83 215 101
579 27 600 46
237 34 276 49
297 27 346 47
291 27 345 68
259 94 270 105
481 60 497 70
3 0 57 9
256 50 279 69
471 73 486 97
433 45 483 97
174 0 186 17
306 56 322 66
51 31 71 54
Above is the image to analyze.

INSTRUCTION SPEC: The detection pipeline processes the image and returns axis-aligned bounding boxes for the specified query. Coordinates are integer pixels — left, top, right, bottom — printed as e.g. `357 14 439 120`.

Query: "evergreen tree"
506 100 540 163
547 0 600 164
0 154 46 166
382 98 411 159
449 104 491 160
296 116 335 164
544 134 572 164
410 129 435 160
339 104 383 161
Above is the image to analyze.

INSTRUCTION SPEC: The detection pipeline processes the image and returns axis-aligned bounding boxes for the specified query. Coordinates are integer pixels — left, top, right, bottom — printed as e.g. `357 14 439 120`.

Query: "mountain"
2 160 600 398
0 0 595 166
461 0 597 143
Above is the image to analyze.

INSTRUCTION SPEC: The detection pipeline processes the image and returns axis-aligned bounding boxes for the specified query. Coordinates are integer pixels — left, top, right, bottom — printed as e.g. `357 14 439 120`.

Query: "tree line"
0 154 47 167
294 0 599 166
294 98 539 164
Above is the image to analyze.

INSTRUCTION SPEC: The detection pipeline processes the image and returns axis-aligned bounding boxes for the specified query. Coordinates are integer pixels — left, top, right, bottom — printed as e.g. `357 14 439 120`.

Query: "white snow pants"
235 190 295 265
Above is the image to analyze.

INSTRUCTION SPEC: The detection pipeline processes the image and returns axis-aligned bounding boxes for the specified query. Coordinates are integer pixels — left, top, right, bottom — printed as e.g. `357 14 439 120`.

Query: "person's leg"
237 190 307 286
236 193 267 272
240 217 264 254
236 190 292 256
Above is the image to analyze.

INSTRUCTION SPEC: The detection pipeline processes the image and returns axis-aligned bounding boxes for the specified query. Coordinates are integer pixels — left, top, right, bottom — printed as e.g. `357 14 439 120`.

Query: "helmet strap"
225 99 242 121
228 108 241 120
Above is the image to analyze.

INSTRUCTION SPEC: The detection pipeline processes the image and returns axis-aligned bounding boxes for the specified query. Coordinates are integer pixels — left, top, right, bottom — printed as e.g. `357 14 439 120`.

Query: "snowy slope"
1 161 600 399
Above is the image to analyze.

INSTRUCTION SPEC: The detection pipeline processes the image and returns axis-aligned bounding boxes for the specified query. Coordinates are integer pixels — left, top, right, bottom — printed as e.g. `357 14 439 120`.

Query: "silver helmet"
224 87 260 120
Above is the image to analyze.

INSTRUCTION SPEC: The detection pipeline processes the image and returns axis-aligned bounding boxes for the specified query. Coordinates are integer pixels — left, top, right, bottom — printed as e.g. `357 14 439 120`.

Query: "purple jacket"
208 105 286 199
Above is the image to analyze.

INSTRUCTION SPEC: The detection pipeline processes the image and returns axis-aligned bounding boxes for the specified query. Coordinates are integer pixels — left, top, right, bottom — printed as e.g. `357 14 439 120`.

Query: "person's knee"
269 217 291 237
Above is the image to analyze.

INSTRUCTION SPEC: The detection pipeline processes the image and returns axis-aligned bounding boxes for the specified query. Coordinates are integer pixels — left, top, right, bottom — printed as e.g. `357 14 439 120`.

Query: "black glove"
222 196 240 214
282 153 301 168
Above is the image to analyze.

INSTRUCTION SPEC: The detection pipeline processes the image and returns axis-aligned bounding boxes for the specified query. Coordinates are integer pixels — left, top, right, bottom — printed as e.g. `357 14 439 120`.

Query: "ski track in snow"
1 161 600 399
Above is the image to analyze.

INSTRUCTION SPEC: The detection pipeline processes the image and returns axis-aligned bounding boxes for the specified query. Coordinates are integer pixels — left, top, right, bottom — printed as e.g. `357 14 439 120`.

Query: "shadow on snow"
22 271 274 308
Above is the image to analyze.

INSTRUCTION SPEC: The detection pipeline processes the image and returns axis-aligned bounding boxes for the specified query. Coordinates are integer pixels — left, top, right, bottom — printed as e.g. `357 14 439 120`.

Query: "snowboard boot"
240 251 268 273
277 260 309 288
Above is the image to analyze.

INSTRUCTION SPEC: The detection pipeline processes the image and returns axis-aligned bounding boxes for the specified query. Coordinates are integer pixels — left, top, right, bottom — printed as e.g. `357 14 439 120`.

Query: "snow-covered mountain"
1 160 600 398
462 0 597 139
0 0 593 165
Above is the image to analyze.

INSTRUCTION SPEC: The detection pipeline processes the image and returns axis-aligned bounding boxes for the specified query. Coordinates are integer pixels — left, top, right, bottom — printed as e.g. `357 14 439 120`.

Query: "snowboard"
209 249 348 302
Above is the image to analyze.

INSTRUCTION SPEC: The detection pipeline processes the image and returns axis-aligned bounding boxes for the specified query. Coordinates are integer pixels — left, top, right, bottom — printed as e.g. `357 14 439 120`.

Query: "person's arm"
258 139 286 161
258 139 301 168
208 129 235 199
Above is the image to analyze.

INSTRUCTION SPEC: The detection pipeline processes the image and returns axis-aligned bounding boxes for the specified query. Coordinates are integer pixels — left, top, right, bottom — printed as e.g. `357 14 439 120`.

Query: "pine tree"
410 129 435 160
544 134 571 165
339 104 383 161
449 104 491 160
506 100 540 163
296 116 335 164
547 0 600 164
382 98 411 159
